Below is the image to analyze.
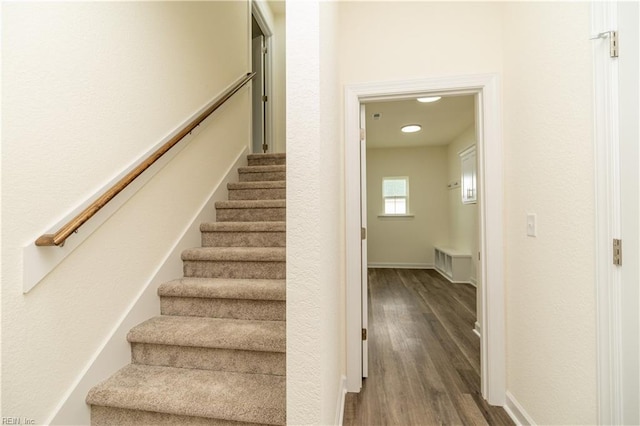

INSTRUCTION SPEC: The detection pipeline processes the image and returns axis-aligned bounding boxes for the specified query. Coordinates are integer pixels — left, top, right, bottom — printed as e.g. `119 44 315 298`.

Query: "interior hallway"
343 268 513 425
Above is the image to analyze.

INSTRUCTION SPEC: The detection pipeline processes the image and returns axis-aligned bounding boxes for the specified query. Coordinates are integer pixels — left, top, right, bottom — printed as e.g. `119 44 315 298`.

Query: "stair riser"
202 232 285 247
228 188 286 200
248 158 286 166
131 344 285 376
91 406 269 426
160 297 285 321
184 261 285 279
239 171 286 182
216 208 285 222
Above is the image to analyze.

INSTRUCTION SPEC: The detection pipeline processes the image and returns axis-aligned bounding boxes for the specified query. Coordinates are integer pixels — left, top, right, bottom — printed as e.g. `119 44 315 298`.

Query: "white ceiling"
364 95 475 149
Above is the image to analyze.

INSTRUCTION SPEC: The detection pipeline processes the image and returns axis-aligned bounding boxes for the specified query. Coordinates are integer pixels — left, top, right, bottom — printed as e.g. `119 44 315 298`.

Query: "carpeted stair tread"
227 181 285 190
86 364 285 425
238 165 285 174
181 247 285 262
91 406 271 426
158 278 285 301
200 222 285 232
247 153 285 161
215 200 285 209
127 316 285 353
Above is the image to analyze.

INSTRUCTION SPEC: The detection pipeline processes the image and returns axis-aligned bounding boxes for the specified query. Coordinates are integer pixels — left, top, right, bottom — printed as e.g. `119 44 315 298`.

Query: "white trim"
47 148 249 425
376 214 415 218
592 3 623 425
469 276 477 287
367 262 432 269
22 77 250 293
504 391 536 426
345 74 505 406
334 375 347 426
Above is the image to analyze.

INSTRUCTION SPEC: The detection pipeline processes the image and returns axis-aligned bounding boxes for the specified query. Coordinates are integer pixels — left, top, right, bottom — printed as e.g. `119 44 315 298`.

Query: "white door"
360 104 369 378
252 35 266 153
618 2 639 423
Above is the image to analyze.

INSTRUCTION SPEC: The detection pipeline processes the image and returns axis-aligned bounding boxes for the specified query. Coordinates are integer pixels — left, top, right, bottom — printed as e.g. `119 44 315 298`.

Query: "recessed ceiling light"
401 124 422 133
417 96 442 103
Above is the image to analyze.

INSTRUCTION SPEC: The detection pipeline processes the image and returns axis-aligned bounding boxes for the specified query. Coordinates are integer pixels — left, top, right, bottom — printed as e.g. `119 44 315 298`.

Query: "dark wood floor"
343 268 513 426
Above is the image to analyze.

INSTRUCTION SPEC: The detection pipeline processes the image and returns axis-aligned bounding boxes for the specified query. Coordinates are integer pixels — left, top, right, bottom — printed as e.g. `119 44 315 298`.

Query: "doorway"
345 74 506 406
251 10 271 153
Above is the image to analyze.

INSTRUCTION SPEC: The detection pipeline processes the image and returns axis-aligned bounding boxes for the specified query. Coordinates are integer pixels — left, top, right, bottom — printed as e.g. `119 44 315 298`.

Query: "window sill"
377 214 415 218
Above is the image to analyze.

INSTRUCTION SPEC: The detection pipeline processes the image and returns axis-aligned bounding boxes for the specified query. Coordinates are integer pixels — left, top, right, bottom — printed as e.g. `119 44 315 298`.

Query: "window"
382 177 409 215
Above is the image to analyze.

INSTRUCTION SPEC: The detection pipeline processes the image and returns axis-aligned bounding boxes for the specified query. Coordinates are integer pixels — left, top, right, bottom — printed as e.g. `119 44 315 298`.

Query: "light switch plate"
527 213 537 237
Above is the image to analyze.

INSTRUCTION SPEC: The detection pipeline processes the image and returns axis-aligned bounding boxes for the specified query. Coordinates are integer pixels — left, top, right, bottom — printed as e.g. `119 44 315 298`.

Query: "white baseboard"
367 262 433 269
504 391 536 426
47 147 249 426
335 375 347 426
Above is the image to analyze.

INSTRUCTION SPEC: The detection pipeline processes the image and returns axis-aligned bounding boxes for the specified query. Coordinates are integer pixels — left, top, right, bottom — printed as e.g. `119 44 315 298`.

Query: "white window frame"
382 176 409 215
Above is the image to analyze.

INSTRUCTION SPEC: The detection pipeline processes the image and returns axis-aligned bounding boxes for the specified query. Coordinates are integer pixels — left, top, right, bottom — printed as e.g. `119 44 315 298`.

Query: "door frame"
345 73 506 405
251 1 274 152
592 2 640 424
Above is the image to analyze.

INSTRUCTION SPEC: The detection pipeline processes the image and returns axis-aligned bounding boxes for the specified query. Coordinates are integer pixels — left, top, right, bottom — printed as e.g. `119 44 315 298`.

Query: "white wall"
366 146 449 267
1 2 250 422
338 2 505 84
447 126 478 282
286 1 344 423
272 9 287 153
502 2 596 423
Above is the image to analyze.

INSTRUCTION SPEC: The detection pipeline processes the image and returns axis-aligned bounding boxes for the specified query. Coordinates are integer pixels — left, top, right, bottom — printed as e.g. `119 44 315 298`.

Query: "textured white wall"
2 2 249 422
502 2 597 423
286 1 343 423
338 2 504 84
366 146 449 266
447 126 478 282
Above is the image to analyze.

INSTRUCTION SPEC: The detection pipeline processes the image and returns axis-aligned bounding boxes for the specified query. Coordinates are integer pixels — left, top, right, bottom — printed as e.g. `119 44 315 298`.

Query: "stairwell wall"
2 2 250 422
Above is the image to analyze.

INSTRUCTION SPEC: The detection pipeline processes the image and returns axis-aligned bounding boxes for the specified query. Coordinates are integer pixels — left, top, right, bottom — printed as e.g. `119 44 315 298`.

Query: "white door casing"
252 35 265 154
360 104 369 378
344 74 505 405
251 2 274 153
592 2 640 425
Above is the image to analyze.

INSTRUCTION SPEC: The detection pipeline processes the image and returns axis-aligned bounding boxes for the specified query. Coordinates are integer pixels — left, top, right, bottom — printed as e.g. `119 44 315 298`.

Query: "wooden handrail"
36 72 256 247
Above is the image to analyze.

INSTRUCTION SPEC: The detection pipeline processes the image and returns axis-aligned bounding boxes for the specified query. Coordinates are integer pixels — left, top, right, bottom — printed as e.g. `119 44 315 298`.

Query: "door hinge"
609 31 618 57
362 328 367 340
360 128 365 141
361 227 367 240
262 95 268 102
613 238 622 266
262 46 268 55
591 30 618 58
262 143 268 152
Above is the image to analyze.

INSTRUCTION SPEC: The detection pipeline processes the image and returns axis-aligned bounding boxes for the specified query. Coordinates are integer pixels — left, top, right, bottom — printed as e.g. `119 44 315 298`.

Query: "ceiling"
364 95 475 149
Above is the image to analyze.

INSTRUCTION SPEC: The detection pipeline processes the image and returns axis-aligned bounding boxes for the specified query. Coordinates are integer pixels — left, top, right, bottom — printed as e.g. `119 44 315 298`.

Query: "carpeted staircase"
86 153 286 425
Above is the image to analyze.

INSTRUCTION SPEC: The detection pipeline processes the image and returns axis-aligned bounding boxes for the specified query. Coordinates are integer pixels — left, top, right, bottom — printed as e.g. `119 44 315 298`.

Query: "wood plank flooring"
343 268 513 426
